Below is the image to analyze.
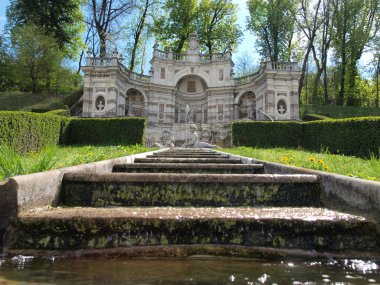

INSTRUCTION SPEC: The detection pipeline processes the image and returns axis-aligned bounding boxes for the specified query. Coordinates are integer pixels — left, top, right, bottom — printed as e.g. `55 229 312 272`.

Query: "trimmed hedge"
0 111 69 154
232 117 380 158
46 109 70 117
232 121 302 148
0 112 146 153
303 117 380 157
66 117 145 145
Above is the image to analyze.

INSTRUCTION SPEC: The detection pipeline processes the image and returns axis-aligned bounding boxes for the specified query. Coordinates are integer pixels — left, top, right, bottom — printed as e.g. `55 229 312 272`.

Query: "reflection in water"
0 255 379 285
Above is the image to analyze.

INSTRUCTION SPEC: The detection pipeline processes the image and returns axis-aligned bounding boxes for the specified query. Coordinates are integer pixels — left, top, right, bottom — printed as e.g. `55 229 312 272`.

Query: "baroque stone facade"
81 34 301 145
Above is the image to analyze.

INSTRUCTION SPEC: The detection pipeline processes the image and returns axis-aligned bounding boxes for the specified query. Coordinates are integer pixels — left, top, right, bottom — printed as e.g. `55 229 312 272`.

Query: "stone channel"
2 148 380 258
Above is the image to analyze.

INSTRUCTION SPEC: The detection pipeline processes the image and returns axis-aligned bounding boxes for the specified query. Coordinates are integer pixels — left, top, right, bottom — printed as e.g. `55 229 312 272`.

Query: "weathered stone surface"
113 163 265 174
134 157 241 164
60 173 321 207
5 207 379 253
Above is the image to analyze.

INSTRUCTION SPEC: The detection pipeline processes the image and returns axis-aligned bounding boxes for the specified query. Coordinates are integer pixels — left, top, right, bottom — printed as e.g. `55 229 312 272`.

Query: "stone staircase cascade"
4 149 380 258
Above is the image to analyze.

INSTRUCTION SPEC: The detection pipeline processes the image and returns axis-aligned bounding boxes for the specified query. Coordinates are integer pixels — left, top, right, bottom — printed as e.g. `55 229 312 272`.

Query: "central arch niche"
126 88 145 117
174 75 208 123
238 91 256 119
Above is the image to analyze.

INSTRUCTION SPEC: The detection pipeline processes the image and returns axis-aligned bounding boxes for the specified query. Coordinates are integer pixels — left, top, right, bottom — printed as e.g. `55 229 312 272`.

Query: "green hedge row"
232 117 380 157
302 113 330 121
66 117 145 145
0 111 69 154
232 121 302 148
0 111 146 153
302 117 380 157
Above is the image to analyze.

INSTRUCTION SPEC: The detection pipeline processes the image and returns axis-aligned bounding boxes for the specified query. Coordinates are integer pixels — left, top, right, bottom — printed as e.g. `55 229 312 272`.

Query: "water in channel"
0 256 379 285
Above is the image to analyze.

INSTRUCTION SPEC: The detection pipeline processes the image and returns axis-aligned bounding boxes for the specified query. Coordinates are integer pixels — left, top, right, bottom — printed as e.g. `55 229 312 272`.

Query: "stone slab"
5 207 379 254
112 163 265 174
134 157 242 164
60 173 321 207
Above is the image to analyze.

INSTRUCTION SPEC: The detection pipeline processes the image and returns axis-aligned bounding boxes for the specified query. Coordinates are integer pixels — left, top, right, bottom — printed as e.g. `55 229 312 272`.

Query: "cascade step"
147 154 230 158
5 207 380 254
134 157 241 164
60 173 321 207
113 163 265 174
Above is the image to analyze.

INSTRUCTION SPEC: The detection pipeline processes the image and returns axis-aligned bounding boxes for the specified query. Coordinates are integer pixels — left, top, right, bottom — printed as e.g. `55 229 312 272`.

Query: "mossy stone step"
112 163 265 174
5 207 380 255
147 154 230 158
60 173 321 207
134 157 241 164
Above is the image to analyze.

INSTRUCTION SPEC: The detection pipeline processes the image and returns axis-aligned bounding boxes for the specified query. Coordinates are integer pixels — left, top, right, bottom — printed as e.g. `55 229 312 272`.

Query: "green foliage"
232 121 302 148
232 117 380 158
12 24 63 93
302 117 380 157
0 111 68 154
6 0 85 58
301 104 380 119
223 146 380 181
197 0 242 55
45 109 70 117
153 0 241 54
302 113 330 121
247 0 297 61
153 0 198 53
0 144 25 178
67 117 146 146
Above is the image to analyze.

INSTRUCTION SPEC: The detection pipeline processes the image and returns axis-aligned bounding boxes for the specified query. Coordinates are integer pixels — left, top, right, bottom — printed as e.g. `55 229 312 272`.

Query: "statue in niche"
277 101 287 114
182 124 219 148
247 105 253 118
97 100 105 111
185 105 194 124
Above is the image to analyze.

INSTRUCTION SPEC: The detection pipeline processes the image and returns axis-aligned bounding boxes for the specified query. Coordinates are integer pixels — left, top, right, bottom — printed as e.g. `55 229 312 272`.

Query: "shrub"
302 113 330 121
66 117 146 145
0 111 68 154
302 117 380 157
232 121 302 148
232 117 380 158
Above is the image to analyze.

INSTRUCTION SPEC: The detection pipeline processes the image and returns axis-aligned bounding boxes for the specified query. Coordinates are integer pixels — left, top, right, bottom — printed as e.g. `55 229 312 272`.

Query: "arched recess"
126 88 145 116
237 91 256 119
174 75 208 124
173 70 211 88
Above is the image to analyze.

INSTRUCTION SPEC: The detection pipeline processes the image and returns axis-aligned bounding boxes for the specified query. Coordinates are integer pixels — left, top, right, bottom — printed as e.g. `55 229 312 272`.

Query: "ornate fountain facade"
80 34 301 145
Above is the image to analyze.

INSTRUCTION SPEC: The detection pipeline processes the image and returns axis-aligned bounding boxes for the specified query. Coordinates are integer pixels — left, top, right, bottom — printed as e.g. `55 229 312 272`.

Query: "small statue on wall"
182 124 219 148
97 100 105 111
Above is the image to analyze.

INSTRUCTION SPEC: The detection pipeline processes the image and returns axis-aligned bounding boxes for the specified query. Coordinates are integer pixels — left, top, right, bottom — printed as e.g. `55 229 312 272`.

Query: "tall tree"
153 0 198 53
88 0 134 57
197 0 242 56
235 51 257 76
247 0 297 61
127 0 158 71
12 24 63 93
331 0 379 105
292 0 322 101
6 0 84 58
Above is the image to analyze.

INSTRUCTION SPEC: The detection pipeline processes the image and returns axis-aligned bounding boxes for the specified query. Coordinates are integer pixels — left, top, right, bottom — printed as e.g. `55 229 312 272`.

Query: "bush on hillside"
302 113 330 121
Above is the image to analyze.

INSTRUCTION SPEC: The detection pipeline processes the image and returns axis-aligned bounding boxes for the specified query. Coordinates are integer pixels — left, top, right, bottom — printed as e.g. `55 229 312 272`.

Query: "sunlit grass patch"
223 146 380 182
0 145 156 180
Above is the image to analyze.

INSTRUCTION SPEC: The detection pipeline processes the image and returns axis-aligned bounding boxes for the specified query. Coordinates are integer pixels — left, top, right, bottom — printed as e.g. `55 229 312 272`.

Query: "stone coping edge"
63 172 318 183
217 150 380 223
4 245 380 260
0 149 165 232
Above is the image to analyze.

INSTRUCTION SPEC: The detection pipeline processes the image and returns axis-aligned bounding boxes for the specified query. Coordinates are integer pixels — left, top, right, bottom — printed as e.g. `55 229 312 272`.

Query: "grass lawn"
223 146 380 182
301 104 380 119
0 145 156 180
0 91 80 111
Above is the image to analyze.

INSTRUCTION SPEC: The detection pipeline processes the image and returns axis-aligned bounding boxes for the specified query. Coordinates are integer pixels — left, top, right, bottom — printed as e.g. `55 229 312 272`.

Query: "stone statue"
181 124 219 148
97 100 105 111
247 105 253 118
185 105 194 124
154 136 175 149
